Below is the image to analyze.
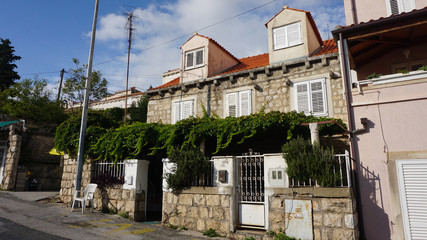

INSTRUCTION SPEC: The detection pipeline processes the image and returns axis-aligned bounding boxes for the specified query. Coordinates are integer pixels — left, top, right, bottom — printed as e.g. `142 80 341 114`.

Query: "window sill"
185 64 204 71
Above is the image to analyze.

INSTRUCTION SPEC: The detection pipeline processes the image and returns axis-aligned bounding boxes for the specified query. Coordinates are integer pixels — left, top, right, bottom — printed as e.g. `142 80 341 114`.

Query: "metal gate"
236 150 265 228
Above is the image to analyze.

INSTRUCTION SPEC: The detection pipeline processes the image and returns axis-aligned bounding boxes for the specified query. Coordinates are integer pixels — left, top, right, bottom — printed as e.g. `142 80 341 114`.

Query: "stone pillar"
309 122 319 144
123 159 150 221
1 125 22 190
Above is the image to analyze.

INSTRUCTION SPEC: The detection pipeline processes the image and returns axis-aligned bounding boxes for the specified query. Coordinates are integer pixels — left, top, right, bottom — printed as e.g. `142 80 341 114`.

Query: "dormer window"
273 22 302 50
185 48 204 69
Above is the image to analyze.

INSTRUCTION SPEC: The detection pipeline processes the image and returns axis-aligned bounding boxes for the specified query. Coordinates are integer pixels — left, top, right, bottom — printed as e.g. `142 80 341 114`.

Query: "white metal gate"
396 159 427 240
236 150 265 228
0 141 7 184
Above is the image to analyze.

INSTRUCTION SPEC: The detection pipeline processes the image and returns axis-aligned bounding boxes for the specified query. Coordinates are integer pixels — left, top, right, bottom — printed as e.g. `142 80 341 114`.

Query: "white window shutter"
182 100 194 119
186 52 194 68
310 80 325 115
239 90 252 116
273 26 287 50
196 50 203 66
296 83 309 114
401 0 415 12
390 0 399 14
397 160 427 240
287 22 302 47
173 102 181 124
226 92 238 117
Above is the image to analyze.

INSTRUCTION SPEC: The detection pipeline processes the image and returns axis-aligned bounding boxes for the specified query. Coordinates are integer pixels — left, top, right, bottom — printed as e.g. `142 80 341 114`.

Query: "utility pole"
74 0 99 196
124 11 134 124
56 68 65 102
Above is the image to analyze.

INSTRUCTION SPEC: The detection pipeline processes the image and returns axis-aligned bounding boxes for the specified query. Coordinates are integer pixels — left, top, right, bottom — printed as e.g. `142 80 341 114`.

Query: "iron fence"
92 160 125 180
289 150 352 188
186 160 214 187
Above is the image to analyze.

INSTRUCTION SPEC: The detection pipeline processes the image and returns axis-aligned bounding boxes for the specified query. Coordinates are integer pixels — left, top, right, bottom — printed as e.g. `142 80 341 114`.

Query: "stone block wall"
162 190 231 234
60 155 146 221
1 125 22 190
147 53 347 125
269 193 358 240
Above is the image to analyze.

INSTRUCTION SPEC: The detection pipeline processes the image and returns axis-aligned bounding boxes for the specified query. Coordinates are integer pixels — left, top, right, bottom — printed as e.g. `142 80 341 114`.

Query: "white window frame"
396 159 427 240
172 99 194 124
185 48 204 70
386 0 415 15
294 78 328 116
273 21 302 50
225 90 252 117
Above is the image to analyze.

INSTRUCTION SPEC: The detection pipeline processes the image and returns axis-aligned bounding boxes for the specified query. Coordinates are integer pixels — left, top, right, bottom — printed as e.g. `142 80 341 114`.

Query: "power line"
93 0 279 66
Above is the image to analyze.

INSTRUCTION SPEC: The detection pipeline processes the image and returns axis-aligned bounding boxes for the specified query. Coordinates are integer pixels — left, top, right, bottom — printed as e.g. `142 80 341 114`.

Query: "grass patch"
203 228 222 238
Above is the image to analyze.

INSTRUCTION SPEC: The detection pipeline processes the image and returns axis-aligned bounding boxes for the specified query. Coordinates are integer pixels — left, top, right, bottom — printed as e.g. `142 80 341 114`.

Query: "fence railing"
289 150 351 188
186 160 214 187
92 160 125 180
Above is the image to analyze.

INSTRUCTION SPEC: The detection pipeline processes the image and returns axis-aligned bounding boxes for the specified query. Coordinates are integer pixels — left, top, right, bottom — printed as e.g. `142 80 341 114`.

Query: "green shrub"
168 224 178 230
244 237 256 240
203 228 221 237
418 65 427 71
367 72 382 79
282 137 340 187
118 211 129 219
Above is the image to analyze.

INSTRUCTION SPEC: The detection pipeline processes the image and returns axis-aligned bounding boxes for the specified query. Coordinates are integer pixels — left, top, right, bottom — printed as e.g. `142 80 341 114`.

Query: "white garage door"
396 159 427 240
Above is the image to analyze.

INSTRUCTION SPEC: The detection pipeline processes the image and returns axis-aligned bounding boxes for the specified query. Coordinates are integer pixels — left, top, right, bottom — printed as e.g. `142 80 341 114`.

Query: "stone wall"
60 155 146 221
162 189 231 234
269 189 358 240
147 53 347 125
1 125 23 190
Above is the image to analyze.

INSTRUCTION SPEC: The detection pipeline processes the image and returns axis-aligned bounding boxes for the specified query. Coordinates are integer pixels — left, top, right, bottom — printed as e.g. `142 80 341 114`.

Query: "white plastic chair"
71 183 98 213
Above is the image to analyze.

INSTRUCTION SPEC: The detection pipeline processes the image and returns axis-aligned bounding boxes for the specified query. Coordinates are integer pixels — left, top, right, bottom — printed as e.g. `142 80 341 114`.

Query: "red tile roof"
265 7 323 46
150 77 180 90
312 39 338 56
213 53 270 76
181 33 240 63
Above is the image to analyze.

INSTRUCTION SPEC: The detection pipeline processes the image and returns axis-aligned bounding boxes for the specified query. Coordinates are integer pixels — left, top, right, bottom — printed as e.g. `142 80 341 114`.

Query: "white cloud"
92 0 345 93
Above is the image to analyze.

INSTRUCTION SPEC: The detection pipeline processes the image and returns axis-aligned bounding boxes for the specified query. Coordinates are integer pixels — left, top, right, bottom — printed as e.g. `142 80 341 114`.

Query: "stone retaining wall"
269 190 358 240
1 125 22 190
162 189 231 234
60 155 146 221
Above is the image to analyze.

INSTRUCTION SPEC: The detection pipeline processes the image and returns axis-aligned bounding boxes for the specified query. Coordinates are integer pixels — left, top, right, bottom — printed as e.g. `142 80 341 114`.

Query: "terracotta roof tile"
150 77 180 90
312 39 338 56
213 53 270 76
265 7 323 45
181 33 240 63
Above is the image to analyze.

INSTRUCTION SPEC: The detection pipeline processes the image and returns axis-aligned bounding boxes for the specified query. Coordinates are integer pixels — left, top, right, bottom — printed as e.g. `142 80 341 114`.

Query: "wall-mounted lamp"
286 79 293 86
254 84 263 92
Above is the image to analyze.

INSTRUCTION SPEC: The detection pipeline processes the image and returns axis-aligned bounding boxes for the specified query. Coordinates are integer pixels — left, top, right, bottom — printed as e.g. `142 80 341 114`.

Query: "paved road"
0 191 225 240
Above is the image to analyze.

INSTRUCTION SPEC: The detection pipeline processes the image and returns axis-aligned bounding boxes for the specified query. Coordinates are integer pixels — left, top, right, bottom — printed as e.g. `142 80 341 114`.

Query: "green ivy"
54 111 347 162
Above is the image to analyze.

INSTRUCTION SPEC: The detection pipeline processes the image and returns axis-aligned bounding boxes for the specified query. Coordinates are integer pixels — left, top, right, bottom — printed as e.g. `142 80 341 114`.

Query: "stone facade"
162 189 231 234
1 125 23 190
147 53 347 125
269 192 358 240
60 155 146 221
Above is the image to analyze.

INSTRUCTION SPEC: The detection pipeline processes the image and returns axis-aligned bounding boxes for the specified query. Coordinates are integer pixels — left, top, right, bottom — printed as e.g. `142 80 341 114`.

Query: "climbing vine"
54 110 347 162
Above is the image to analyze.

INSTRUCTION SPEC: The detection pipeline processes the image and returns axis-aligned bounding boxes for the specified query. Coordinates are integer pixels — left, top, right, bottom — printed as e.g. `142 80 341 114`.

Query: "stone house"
151 6 358 239
146 6 347 125
333 6 427 240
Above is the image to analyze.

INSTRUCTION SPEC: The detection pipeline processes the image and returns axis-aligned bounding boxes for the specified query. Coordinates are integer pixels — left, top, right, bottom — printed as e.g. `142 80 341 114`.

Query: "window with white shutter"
185 48 204 69
226 90 252 117
396 160 427 240
273 22 302 50
389 0 415 14
172 100 194 123
294 78 327 116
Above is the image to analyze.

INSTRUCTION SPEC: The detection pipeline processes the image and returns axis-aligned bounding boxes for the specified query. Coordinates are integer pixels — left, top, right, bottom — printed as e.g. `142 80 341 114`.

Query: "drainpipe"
350 0 358 24
339 32 364 237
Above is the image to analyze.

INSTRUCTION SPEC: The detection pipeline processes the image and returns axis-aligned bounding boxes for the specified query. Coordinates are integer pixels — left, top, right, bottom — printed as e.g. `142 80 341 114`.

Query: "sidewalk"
0 191 227 240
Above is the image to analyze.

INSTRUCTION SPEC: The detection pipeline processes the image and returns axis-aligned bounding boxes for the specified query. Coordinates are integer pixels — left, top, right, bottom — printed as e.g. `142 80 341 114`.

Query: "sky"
0 0 345 96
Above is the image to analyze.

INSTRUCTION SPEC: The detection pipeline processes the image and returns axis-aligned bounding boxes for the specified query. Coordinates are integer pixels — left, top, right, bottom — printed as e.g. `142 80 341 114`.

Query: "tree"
0 76 66 123
62 58 109 104
129 94 149 123
0 38 21 91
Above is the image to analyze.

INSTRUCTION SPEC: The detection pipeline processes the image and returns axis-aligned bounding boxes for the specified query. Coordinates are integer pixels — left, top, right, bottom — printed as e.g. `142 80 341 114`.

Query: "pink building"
343 0 427 25
333 7 427 240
